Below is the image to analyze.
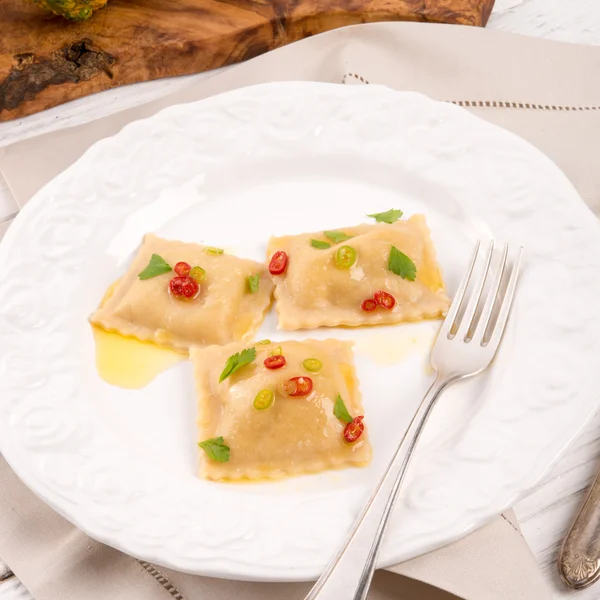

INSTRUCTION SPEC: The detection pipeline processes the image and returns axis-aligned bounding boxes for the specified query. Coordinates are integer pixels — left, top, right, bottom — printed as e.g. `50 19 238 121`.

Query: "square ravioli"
90 234 274 352
192 339 371 480
267 214 450 329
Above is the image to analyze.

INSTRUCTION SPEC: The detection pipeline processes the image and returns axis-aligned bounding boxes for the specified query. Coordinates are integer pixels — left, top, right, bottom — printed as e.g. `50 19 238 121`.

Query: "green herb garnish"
311 239 331 250
324 231 353 244
367 209 403 224
219 347 256 382
198 437 230 462
247 274 260 293
333 394 353 424
138 254 172 280
205 247 224 256
388 246 417 281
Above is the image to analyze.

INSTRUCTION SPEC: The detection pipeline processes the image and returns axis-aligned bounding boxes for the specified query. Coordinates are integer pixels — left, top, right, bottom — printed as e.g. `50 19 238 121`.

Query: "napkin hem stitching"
138 560 186 600
342 72 600 110
453 100 600 111
501 514 521 536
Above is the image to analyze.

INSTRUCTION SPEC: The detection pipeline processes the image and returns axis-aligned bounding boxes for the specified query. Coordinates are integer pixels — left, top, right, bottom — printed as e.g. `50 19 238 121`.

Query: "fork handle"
304 374 449 600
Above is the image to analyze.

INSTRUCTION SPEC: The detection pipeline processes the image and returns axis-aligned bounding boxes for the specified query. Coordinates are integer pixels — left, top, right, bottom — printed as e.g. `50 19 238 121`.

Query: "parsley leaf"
333 394 353 424
247 274 260 293
219 347 256 382
198 437 230 462
138 254 172 280
324 230 353 244
367 209 403 224
388 246 417 281
311 239 331 250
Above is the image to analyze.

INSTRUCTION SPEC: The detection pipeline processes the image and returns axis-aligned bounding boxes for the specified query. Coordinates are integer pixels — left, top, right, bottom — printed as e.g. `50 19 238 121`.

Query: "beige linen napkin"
0 456 545 600
3 20 600 600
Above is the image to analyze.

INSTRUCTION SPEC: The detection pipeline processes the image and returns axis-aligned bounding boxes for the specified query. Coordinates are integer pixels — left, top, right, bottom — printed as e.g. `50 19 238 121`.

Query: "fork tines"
442 240 522 348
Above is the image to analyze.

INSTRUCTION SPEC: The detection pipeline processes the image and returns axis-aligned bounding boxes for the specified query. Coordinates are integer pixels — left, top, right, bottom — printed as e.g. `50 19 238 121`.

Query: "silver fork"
304 240 523 600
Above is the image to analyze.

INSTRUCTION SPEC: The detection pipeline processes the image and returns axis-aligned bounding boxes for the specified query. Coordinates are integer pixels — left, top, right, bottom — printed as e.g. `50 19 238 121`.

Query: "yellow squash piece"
30 0 108 21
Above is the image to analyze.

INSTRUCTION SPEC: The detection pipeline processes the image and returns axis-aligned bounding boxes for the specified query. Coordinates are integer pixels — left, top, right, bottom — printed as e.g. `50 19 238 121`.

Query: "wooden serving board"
0 0 494 122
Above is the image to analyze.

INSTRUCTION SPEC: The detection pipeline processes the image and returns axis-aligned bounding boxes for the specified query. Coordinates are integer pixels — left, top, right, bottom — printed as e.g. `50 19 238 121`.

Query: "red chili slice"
264 355 286 370
374 290 396 310
343 416 365 444
361 298 377 312
269 251 289 275
281 376 313 397
174 261 191 276
169 276 199 299
280 379 298 396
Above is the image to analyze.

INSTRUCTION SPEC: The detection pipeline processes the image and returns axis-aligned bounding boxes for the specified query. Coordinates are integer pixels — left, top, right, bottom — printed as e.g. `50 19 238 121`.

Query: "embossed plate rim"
1 82 600 581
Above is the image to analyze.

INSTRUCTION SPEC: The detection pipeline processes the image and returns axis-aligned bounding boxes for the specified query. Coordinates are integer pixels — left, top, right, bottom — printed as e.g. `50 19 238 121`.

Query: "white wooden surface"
1 1 600 598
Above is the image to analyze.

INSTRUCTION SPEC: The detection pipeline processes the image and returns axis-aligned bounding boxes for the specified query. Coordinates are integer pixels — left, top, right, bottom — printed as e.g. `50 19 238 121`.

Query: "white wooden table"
1 0 600 597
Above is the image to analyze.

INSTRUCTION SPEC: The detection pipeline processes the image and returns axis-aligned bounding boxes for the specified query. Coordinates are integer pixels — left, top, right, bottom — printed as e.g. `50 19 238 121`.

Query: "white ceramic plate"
1 82 600 582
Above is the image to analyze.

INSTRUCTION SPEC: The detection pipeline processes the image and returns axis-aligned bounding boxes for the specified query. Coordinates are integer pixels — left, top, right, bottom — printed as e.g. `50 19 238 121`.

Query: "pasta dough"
192 339 371 480
91 234 274 351
267 215 449 329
